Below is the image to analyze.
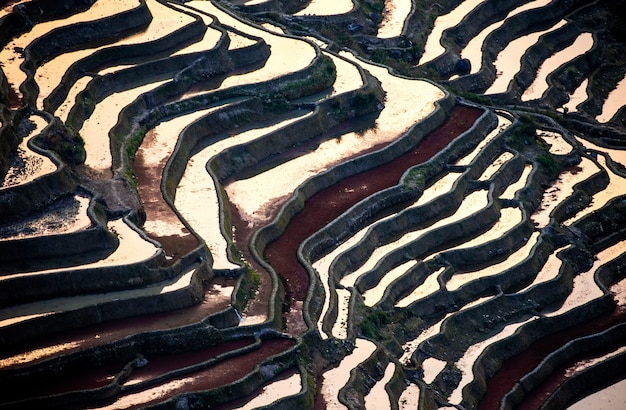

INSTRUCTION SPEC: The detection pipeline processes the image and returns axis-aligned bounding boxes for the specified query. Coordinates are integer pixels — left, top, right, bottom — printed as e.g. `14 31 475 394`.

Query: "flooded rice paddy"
597 73 626 123
377 0 411 39
521 32 594 101
460 0 553 75
1 0 626 408
418 0 485 65
486 19 568 95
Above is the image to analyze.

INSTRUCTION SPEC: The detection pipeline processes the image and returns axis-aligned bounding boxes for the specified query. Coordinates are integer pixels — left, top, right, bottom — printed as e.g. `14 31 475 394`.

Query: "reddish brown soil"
263 105 483 302
6 104 479 407
8 339 293 408
134 129 199 262
118 338 295 410
520 335 626 408
123 338 255 386
8 362 125 401
478 299 626 409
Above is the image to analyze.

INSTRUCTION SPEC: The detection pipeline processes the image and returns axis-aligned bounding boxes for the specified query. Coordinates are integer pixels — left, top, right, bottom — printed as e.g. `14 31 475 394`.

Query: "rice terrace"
1 0 626 408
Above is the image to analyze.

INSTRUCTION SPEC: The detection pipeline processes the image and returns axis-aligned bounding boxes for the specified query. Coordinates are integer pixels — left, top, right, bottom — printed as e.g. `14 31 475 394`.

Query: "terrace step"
0 259 209 349
1 0 626 408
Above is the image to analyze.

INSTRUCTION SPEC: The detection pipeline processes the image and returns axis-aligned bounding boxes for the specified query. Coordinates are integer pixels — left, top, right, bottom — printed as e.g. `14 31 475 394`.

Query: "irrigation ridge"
0 0 625 408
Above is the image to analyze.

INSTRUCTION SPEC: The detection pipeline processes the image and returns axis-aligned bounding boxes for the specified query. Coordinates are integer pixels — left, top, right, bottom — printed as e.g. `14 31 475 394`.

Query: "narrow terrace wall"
107 46 244 170
450 0 590 93
161 97 265 276
60 21 232 130
146 339 300 409
559 357 626 409
0 223 116 264
19 0 153 107
550 159 609 223
209 63 378 182
353 186 503 293
579 201 626 254
339 347 389 408
253 91 454 254
441 189 535 270
309 106 498 283
0 334 263 408
540 324 626 410
0 148 76 219
250 364 316 410
0 261 210 349
442 0 528 51
161 98 264 202
0 0 98 48
500 302 617 409
0 244 169 307
402 0 462 55
463 251 613 408
579 63 626 121
0 71 10 106
0 106 19 178
44 6 211 112
498 22 583 104
251 95 454 287
0 186 116 271
542 40 602 109
300 97 486 323
65 38 231 133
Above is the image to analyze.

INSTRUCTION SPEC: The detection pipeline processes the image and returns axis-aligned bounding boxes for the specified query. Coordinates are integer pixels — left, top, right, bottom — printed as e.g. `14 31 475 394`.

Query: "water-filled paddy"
486 20 567 95
521 32 594 101
460 0 553 75
320 338 376 407
597 73 626 123
2 1 626 408
418 0 485 65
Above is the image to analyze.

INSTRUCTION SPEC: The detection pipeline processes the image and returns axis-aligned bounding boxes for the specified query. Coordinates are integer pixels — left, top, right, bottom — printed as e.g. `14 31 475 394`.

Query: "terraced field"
1 0 626 408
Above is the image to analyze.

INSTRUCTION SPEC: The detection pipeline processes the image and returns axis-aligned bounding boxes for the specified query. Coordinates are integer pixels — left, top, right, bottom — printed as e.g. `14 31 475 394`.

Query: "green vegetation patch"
536 152 560 178
235 263 261 311
404 166 428 191
359 309 390 340
37 118 86 165
505 120 536 152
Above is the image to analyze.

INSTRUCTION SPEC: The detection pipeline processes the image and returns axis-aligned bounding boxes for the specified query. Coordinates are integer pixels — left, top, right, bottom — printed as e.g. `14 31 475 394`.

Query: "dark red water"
107 338 295 410
123 338 256 386
479 298 626 409
264 105 483 302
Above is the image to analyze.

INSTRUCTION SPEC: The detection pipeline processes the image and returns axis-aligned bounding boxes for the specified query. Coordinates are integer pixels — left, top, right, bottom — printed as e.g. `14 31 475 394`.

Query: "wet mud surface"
2 0 626 408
